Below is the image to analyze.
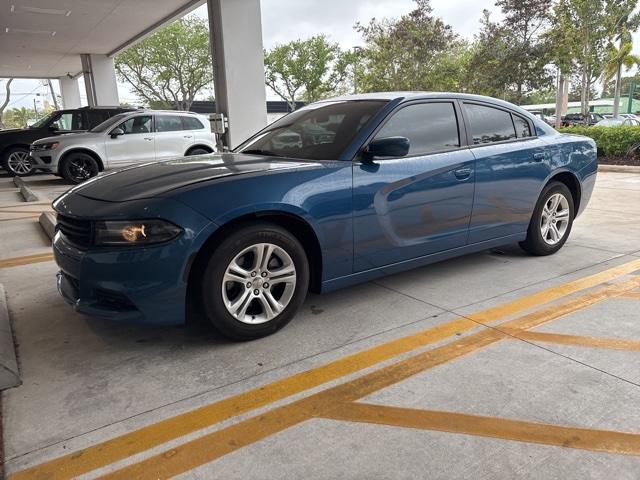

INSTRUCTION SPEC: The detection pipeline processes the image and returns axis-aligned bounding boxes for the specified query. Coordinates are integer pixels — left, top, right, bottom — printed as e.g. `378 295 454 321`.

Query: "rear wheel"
186 148 210 156
519 181 574 256
1 147 34 177
60 152 99 184
200 222 309 341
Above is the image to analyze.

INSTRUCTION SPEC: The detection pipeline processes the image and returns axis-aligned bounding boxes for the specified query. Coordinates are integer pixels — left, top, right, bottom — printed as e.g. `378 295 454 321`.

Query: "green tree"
601 7 640 117
547 0 633 118
354 0 467 93
4 106 36 129
115 15 214 110
263 35 353 110
467 0 553 105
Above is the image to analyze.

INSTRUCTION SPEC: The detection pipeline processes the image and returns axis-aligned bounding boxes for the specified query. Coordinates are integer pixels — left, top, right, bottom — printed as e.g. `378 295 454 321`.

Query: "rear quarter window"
182 116 205 130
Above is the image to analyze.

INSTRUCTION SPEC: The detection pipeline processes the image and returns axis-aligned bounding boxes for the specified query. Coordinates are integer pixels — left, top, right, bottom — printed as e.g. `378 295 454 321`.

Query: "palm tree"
602 11 640 118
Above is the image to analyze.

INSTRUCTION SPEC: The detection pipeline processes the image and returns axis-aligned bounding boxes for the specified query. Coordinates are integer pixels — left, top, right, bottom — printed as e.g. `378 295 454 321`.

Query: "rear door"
462 101 550 244
352 101 475 272
154 114 194 159
103 114 155 168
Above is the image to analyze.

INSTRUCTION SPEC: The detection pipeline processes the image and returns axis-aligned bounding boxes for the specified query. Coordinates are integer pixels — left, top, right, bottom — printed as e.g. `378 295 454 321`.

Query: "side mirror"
363 136 410 160
110 128 125 138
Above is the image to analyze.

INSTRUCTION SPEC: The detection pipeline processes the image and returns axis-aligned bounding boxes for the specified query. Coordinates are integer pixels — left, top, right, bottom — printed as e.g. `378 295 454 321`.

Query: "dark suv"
560 112 605 127
0 106 137 176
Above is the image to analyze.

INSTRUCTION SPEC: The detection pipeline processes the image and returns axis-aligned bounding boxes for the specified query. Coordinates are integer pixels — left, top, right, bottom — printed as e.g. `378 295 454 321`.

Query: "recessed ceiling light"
11 5 71 16
5 28 56 36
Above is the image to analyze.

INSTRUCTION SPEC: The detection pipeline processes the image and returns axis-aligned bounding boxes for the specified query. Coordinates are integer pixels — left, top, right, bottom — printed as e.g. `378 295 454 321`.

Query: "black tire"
60 152 100 184
186 148 210 156
519 181 574 256
200 222 309 341
1 147 34 177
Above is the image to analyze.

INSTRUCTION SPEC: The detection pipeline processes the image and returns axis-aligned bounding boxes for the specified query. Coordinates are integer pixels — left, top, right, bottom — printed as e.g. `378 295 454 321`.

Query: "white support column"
80 54 120 106
58 76 82 109
208 0 267 148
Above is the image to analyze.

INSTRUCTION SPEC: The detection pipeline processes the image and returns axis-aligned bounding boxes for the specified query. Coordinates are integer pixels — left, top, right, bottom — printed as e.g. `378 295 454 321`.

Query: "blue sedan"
52 93 597 340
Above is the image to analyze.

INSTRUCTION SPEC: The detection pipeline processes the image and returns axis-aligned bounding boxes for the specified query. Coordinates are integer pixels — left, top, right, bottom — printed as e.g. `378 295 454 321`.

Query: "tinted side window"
182 116 205 130
117 115 152 134
373 102 460 156
464 103 516 145
55 112 85 131
86 111 111 129
513 115 531 138
156 115 186 132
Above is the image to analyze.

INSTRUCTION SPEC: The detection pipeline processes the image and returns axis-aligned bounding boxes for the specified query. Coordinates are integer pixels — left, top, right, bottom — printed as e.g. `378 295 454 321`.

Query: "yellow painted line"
0 209 54 214
99 273 640 479
0 216 40 222
11 259 640 480
0 253 54 269
515 331 640 351
97 329 509 480
322 403 640 456
619 292 640 299
0 202 51 208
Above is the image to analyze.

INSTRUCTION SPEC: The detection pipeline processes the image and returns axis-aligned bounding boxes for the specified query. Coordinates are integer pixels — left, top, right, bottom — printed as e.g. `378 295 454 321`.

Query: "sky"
2 0 500 110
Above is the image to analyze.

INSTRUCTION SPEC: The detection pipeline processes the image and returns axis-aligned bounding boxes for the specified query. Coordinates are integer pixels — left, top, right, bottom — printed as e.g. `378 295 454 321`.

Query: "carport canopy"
0 0 267 147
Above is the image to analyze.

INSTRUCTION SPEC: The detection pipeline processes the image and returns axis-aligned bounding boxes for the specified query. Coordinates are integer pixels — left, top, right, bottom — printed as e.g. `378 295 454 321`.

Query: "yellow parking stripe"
619 292 640 299
10 259 640 480
0 202 51 208
0 253 54 269
97 275 640 479
323 403 640 456
515 331 640 351
0 216 40 222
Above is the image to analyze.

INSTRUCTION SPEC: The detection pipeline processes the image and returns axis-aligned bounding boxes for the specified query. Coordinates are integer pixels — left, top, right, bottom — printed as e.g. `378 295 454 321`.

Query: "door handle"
454 167 472 180
183 135 193 138
144 137 153 141
533 152 545 161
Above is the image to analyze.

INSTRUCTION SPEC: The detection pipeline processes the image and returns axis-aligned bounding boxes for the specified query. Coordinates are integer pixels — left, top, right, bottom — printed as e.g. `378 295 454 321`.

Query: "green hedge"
557 126 640 157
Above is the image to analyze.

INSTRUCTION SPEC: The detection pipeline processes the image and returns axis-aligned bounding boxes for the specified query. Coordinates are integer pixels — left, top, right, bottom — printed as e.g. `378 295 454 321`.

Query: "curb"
39 212 56 240
0 284 20 390
598 164 640 173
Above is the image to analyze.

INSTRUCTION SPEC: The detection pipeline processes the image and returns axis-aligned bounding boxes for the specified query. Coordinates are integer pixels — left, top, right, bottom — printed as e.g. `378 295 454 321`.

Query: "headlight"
94 219 183 246
31 142 59 151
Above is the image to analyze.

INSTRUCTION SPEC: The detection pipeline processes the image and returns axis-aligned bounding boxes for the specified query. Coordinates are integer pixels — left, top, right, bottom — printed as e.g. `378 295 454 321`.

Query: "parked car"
31 110 217 183
0 106 136 176
51 92 598 341
561 112 605 127
593 117 640 127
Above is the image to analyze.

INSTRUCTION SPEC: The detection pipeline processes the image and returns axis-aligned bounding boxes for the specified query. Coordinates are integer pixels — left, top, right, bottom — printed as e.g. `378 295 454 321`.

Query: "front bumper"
30 150 58 173
52 195 218 325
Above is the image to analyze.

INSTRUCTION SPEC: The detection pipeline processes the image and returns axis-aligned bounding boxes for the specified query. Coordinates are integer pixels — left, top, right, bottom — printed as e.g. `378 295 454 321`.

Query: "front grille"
57 214 92 250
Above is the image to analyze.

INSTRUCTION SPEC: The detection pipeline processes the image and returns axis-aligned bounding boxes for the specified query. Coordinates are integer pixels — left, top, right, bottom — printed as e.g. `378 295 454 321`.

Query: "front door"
104 114 154 168
352 101 475 272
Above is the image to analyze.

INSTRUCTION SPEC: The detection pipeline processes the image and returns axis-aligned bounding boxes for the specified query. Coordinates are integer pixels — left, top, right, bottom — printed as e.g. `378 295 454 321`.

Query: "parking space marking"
94 274 640 480
11 259 640 480
515 331 640 351
0 216 40 222
322 403 640 456
0 253 54 269
0 203 52 209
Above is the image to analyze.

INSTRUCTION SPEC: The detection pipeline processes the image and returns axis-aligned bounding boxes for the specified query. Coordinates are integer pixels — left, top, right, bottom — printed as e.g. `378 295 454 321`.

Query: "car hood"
33 131 99 144
69 153 324 202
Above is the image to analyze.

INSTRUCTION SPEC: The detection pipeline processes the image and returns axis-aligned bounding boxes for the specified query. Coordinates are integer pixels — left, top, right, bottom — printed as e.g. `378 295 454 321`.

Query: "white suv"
30 110 217 183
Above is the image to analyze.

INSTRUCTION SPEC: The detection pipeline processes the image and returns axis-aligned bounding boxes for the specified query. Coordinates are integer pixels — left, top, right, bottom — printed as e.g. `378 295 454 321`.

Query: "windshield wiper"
241 149 278 157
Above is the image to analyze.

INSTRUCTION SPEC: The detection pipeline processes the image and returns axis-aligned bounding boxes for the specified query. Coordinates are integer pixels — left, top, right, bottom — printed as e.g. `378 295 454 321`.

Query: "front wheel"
519 181 574 256
200 222 309 341
60 152 99 184
1 147 34 177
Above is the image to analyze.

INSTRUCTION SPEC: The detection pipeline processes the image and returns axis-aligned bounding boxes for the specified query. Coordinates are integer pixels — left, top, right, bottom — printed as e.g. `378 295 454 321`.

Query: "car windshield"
235 100 389 160
90 113 132 133
29 111 59 128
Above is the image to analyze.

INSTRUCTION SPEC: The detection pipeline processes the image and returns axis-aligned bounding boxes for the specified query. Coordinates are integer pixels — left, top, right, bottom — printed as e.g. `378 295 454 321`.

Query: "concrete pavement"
0 169 639 479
